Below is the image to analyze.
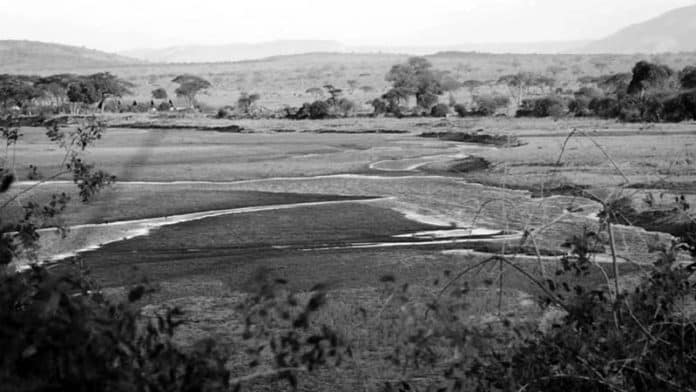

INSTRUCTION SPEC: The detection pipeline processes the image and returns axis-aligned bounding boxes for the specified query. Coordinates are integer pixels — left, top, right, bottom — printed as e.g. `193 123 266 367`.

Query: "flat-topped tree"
172 75 211 108
0 75 42 110
498 72 555 105
35 74 79 106
66 73 132 113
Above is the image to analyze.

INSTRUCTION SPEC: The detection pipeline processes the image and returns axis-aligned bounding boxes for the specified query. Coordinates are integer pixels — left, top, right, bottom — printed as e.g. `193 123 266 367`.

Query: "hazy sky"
1 0 695 52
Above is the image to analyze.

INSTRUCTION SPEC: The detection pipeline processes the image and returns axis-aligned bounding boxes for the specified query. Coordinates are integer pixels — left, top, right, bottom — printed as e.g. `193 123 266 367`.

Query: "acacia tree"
498 72 554 105
305 87 324 99
0 75 42 110
236 92 261 115
384 57 443 111
346 79 358 94
35 74 79 107
172 75 211 108
323 84 343 105
65 73 132 113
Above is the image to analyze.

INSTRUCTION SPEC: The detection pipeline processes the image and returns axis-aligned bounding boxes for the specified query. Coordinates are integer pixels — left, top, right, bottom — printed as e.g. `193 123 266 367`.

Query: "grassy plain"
8 114 694 390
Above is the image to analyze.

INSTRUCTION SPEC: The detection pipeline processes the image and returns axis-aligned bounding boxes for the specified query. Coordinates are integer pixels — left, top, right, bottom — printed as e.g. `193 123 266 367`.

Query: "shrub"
430 103 449 117
627 61 677 95
151 87 168 100
216 107 231 119
290 100 332 120
680 66 696 89
453 103 469 117
334 97 356 117
569 96 593 116
158 101 173 112
589 97 620 118
662 90 696 122
0 267 231 391
370 98 388 116
472 95 510 116
236 92 260 115
309 100 331 119
516 96 566 118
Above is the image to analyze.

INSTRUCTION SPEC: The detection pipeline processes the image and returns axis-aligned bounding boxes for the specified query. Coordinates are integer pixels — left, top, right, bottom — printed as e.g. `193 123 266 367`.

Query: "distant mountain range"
119 40 347 64
119 40 592 63
0 40 140 73
581 4 696 54
2 4 696 71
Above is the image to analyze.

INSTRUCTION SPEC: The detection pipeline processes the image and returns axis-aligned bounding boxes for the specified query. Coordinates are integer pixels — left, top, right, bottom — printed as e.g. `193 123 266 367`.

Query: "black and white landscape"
1 1 695 391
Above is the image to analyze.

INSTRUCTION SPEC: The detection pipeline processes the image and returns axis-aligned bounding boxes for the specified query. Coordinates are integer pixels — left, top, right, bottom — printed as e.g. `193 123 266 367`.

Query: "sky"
1 0 695 52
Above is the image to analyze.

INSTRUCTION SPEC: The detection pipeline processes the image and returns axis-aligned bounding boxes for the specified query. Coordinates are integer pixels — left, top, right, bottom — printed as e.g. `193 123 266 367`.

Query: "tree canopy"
680 66 696 90
627 61 677 95
172 75 211 107
0 75 42 108
66 73 132 108
384 57 443 110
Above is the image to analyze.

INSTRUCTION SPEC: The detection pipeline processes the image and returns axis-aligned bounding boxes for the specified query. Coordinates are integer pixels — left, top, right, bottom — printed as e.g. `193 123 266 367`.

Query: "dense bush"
472 95 510 116
0 267 231 392
384 217 696 392
569 87 603 117
655 90 696 122
569 96 592 116
627 61 678 95
453 103 469 117
308 100 331 119
589 97 620 119
289 100 332 120
681 66 696 89
370 98 388 116
516 96 567 118
430 103 450 117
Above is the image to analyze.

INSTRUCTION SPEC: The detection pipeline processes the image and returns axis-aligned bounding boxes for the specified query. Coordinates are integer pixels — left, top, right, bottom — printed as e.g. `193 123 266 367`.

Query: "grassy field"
8 114 693 390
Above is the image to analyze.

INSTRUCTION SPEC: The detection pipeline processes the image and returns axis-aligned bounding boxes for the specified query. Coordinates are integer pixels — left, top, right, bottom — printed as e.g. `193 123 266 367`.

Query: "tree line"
3 59 696 122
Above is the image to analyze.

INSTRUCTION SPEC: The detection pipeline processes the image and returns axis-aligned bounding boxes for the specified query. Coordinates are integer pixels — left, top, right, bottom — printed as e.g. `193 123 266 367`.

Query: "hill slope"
0 40 141 73
582 5 696 54
121 40 346 63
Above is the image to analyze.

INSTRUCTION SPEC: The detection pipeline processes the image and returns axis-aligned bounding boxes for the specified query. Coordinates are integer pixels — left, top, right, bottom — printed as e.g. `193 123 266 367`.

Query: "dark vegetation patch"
629 181 696 193
111 122 245 132
447 156 491 173
604 196 695 245
303 129 408 134
528 183 592 198
419 131 523 147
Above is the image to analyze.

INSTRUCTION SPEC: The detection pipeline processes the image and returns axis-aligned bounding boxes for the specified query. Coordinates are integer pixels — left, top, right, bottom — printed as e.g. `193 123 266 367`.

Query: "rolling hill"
582 5 696 54
120 40 347 63
0 40 141 73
